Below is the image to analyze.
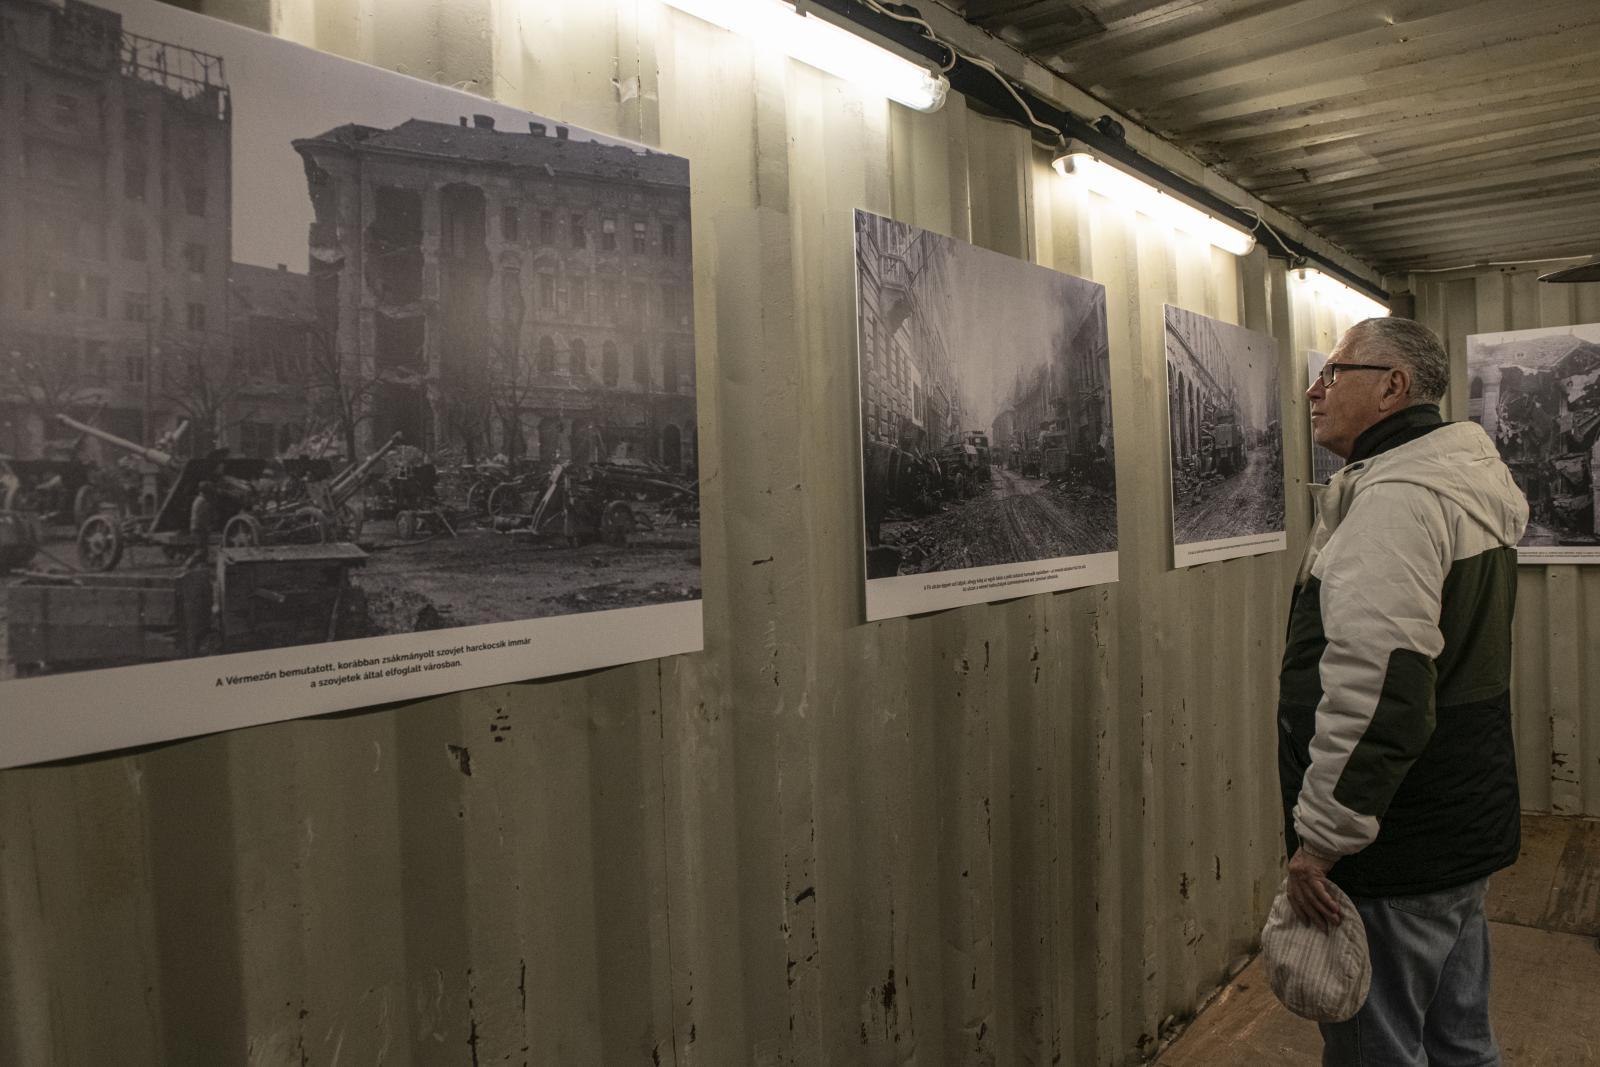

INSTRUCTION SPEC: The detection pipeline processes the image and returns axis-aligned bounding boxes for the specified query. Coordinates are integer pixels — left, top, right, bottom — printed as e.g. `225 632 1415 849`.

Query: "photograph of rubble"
1164 305 1285 568
1305 351 1344 484
855 210 1118 621
0 0 701 766
1467 323 1600 563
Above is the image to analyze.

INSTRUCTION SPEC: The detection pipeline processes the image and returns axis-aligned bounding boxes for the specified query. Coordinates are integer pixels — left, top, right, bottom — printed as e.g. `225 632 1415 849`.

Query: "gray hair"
1348 317 1449 403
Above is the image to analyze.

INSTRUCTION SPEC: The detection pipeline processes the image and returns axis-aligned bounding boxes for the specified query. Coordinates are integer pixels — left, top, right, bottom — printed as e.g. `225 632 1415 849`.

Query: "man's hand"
1286 845 1342 931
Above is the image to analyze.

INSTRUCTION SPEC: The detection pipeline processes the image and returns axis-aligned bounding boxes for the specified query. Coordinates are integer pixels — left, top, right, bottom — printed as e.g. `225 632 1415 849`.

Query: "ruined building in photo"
1472 335 1600 539
228 261 313 458
854 212 960 451
0 0 231 458
291 115 698 471
1166 310 1238 467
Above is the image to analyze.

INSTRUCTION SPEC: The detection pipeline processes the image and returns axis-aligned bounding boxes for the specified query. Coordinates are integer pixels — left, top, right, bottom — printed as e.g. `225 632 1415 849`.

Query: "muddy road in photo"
878 467 1116 575
1174 445 1285 545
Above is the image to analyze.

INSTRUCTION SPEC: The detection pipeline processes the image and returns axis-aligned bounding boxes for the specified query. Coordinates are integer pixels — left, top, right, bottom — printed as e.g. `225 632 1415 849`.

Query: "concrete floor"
1154 813 1600 1066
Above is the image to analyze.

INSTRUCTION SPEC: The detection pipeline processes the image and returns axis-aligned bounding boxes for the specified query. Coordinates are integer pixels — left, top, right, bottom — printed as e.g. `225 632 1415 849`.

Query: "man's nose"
1306 377 1325 400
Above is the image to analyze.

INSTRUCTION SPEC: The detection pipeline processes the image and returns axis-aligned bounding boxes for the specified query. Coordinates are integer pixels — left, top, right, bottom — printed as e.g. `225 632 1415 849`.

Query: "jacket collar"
1346 404 1444 465
1305 405 1444 563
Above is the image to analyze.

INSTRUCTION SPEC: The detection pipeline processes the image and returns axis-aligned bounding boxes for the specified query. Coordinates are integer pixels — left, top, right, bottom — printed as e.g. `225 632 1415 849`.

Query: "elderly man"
1278 317 1528 1064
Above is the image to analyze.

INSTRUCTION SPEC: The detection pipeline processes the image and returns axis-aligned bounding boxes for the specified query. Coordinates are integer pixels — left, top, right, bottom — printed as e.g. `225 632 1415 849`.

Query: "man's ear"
1382 368 1412 409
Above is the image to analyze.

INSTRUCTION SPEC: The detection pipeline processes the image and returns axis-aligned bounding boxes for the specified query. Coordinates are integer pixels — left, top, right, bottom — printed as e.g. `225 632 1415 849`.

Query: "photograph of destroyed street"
1165 305 1284 564
1467 323 1600 560
0 0 701 682
856 210 1116 612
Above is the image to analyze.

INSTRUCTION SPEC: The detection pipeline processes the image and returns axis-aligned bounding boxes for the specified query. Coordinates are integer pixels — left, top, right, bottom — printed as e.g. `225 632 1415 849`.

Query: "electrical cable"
856 0 1063 142
854 0 956 71
1408 256 1591 273
813 0 1387 302
1234 206 1299 263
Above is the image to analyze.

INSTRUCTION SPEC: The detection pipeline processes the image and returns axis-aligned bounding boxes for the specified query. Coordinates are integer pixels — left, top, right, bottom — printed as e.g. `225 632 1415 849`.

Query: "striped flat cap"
1260 878 1371 1023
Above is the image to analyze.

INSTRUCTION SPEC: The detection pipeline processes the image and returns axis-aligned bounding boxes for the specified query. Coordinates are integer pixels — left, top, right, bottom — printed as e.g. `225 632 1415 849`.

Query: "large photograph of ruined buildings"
1466 323 1600 564
855 210 1118 621
0 0 703 766
1164 305 1286 568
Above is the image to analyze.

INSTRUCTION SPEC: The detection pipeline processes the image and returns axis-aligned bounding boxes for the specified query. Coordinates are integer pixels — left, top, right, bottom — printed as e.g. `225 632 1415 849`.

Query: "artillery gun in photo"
365 445 455 541
56 414 271 572
220 431 403 548
489 459 699 548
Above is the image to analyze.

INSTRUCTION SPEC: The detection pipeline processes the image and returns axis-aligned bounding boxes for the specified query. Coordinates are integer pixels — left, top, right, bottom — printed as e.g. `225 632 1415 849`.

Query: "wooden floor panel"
1155 924 1600 1066
1156 813 1600 1066
1542 818 1600 936
1485 813 1572 926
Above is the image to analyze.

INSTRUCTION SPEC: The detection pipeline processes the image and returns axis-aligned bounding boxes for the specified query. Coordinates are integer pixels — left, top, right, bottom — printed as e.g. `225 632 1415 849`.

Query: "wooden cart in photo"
4 543 367 677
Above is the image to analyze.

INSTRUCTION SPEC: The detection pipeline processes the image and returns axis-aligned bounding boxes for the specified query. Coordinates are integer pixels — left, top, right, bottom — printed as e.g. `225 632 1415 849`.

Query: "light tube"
1052 151 1256 256
1294 268 1389 320
661 0 948 113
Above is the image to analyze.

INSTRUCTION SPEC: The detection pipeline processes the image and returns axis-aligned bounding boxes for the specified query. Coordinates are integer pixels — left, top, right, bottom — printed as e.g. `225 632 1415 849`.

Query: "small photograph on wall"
1305 351 1344 483
1466 323 1600 563
854 210 1117 621
0 0 702 766
1164 305 1286 567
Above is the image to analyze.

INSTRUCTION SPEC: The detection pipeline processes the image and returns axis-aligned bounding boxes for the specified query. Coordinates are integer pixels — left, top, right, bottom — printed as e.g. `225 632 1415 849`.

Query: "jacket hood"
1343 422 1528 547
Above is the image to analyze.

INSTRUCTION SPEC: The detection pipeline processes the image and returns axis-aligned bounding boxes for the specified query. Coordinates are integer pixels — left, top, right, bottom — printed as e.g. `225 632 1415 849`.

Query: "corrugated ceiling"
944 0 1600 275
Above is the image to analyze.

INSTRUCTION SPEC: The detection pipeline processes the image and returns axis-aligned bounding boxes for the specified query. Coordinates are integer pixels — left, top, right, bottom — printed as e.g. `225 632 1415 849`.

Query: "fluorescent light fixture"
661 0 948 113
1052 151 1256 256
1293 267 1389 319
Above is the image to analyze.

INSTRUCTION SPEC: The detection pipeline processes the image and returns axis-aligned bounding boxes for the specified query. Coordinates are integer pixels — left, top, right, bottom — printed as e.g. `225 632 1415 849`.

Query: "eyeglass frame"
1315 361 1395 388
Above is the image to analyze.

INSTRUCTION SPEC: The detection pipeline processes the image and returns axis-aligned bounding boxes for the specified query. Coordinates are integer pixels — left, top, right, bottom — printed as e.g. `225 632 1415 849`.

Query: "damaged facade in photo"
856 210 962 452
1469 326 1600 552
227 262 315 458
1167 310 1239 469
0 0 231 458
1163 304 1286 565
291 116 698 472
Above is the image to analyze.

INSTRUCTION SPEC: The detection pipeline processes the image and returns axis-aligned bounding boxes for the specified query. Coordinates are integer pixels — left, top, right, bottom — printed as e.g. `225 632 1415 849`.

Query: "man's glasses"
1316 362 1393 387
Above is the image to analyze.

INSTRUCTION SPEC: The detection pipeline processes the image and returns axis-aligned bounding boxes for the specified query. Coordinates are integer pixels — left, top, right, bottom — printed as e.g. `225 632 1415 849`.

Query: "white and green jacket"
1277 405 1529 897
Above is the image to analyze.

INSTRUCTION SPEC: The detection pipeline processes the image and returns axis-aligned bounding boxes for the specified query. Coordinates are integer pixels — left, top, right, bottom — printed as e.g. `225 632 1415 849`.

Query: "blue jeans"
1319 877 1499 1066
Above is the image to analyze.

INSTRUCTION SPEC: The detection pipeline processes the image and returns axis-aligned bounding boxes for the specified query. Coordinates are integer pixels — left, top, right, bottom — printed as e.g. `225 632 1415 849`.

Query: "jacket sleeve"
1292 481 1452 858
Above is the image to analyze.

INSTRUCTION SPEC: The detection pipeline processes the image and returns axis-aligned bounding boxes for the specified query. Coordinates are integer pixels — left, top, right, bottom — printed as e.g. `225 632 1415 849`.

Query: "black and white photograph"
855 210 1117 621
0 0 702 766
1164 304 1285 567
1305 350 1343 484
1467 323 1600 563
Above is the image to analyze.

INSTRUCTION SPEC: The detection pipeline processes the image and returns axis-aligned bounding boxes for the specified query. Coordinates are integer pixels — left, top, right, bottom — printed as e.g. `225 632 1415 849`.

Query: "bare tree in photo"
301 321 381 463
0 330 101 447
480 290 538 465
157 331 252 455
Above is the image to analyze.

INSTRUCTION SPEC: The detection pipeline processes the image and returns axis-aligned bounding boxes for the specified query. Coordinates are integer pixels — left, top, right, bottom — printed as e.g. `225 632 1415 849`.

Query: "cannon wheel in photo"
488 483 524 516
75 513 126 572
223 513 264 547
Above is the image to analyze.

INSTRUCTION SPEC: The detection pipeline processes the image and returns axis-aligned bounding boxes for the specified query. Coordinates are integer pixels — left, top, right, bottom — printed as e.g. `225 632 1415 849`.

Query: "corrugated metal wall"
0 3 1385 1064
1413 265 1600 820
